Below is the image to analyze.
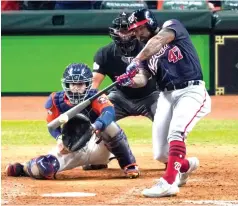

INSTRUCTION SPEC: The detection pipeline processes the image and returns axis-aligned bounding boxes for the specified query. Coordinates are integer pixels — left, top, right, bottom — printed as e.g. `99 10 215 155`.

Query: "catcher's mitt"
61 114 93 152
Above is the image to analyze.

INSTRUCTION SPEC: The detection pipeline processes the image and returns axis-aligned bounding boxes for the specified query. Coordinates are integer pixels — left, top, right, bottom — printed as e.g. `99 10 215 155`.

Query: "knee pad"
26 155 60 180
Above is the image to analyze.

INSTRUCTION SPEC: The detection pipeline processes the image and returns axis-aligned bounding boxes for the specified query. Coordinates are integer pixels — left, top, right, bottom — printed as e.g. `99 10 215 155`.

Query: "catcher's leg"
81 133 112 167
6 154 60 179
101 121 140 178
81 135 110 171
82 91 129 171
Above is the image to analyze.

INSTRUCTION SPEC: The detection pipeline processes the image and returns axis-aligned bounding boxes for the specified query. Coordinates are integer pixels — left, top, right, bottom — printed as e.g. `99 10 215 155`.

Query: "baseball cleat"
142 178 179 197
6 163 26 177
175 157 199 187
82 164 108 170
124 163 140 179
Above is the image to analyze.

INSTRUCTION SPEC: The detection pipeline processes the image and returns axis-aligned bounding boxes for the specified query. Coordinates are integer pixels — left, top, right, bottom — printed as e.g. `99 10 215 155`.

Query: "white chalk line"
41 192 96 197
184 200 238 206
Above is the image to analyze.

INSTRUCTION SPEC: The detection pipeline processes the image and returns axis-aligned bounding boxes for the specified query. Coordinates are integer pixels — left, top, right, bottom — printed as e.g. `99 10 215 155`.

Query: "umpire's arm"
92 72 105 89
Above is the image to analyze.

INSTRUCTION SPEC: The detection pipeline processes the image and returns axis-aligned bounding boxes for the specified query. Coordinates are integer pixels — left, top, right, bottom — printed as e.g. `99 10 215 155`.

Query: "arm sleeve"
131 69 150 88
162 19 188 40
93 47 107 75
45 93 61 139
93 106 116 130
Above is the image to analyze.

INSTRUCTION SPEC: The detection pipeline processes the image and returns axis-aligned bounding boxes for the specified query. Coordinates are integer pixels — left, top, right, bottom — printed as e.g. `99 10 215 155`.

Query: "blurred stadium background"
1 0 238 96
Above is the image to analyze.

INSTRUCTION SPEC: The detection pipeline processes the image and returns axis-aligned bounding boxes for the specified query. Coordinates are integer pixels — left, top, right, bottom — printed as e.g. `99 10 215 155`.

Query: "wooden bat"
47 81 118 130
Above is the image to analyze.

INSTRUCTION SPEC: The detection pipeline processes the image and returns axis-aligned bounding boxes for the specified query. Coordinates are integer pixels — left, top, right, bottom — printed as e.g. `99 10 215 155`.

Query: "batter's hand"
126 58 141 78
116 73 134 87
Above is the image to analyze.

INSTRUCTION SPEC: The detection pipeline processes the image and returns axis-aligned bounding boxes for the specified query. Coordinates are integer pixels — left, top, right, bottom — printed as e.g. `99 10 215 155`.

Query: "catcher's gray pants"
49 134 111 172
108 90 160 121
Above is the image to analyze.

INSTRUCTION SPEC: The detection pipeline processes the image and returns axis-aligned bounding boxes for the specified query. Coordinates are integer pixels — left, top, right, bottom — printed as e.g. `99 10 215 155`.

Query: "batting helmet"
61 63 92 105
109 12 137 56
128 9 158 34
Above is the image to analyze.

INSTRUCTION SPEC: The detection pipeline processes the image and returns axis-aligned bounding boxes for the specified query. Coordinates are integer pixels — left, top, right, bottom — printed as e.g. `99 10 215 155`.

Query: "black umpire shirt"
93 41 157 99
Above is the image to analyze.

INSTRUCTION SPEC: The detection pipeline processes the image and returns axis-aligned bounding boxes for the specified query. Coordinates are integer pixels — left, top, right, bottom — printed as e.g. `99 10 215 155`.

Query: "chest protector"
54 91 73 114
53 91 98 122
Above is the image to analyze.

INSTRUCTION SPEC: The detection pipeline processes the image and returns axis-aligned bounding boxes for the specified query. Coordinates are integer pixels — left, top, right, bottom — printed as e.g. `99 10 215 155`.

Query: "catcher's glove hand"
61 114 94 152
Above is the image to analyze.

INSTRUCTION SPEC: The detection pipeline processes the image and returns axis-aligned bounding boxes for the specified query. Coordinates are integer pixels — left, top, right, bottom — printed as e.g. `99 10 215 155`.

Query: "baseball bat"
47 81 118 130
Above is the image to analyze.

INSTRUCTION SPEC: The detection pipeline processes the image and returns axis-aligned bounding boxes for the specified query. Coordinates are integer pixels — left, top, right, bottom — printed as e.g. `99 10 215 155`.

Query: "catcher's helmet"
109 12 137 56
62 63 92 105
128 9 158 33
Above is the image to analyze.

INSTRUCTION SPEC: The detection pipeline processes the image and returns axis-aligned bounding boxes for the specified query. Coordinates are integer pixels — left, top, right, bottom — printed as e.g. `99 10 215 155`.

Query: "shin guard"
103 129 136 169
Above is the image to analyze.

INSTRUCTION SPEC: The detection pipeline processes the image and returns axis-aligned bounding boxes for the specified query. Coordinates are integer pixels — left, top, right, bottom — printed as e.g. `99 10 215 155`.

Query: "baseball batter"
6 63 140 179
91 12 160 121
83 12 160 171
117 9 211 197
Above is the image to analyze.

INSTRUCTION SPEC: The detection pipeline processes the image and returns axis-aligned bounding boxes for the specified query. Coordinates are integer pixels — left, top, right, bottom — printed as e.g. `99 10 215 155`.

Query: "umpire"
92 12 159 121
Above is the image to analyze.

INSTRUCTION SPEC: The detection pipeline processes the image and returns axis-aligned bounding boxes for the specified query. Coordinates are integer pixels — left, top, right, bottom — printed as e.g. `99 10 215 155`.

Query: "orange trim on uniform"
91 94 113 115
46 92 60 123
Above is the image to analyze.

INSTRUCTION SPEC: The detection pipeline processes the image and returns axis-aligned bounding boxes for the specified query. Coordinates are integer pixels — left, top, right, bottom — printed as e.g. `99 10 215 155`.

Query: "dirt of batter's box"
1 145 238 205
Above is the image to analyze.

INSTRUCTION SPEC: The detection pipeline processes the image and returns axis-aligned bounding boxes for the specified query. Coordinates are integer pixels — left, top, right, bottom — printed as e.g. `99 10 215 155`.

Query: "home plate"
41 192 96 197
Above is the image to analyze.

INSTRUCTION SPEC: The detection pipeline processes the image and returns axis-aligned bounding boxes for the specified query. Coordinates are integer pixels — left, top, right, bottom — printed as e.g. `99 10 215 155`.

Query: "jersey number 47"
168 46 183 63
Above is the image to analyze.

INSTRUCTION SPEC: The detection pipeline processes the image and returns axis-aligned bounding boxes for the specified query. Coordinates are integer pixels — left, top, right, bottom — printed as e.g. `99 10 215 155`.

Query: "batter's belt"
161 80 203 92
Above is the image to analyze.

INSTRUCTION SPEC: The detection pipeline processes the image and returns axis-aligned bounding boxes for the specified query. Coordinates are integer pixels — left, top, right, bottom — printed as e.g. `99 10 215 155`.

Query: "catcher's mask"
61 63 92 105
109 12 137 56
62 114 93 152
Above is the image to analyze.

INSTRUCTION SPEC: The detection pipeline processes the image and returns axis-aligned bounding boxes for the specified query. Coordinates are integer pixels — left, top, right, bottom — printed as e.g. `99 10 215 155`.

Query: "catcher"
6 63 140 180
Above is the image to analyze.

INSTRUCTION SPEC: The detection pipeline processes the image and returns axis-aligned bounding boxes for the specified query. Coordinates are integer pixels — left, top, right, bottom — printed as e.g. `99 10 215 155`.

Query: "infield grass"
2 118 238 146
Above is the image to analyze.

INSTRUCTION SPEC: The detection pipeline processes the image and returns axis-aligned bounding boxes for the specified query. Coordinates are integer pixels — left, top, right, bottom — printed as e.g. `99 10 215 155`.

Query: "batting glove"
116 73 135 87
126 58 141 78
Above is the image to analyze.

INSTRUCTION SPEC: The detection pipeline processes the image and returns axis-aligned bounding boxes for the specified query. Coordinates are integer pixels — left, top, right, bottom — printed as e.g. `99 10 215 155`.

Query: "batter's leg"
163 85 211 185
168 86 211 142
152 92 172 164
141 91 160 121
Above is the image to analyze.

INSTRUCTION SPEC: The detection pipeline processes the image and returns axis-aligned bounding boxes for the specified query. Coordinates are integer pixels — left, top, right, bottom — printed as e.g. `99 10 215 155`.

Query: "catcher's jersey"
147 19 203 89
45 91 113 138
93 41 157 99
